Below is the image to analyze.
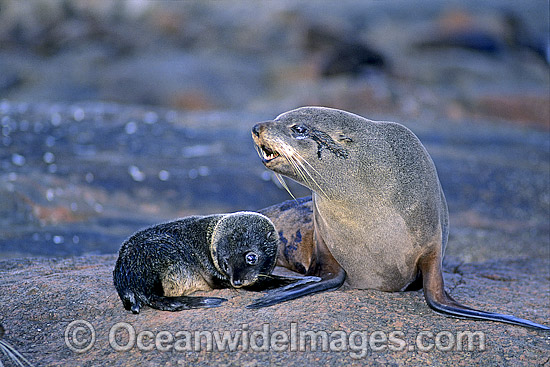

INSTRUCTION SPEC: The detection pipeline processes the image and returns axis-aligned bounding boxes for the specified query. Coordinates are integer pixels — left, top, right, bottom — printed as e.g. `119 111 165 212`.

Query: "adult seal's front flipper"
243 273 321 292
246 272 343 309
247 232 346 309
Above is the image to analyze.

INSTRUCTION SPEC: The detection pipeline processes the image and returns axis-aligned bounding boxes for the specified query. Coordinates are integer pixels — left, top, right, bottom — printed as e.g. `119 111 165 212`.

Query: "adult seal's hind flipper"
419 251 550 330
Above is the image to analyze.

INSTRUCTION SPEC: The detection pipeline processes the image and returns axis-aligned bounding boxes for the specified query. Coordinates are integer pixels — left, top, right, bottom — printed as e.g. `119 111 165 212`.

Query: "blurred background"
0 0 548 261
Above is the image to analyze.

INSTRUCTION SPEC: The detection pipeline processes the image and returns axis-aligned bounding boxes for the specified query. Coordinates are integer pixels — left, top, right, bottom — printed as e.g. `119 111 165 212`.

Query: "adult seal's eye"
245 252 259 265
291 124 308 138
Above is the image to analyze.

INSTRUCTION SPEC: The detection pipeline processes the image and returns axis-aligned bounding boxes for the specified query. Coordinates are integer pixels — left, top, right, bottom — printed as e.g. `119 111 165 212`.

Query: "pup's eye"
291 124 308 135
245 252 259 265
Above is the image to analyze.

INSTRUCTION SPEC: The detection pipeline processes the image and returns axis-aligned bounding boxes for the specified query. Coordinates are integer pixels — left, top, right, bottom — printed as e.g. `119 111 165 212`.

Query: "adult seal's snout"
252 123 262 137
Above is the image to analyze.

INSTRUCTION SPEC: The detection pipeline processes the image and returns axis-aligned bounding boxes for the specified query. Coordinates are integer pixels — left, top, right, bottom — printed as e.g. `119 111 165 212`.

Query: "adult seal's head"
252 107 441 206
210 212 279 288
252 107 356 199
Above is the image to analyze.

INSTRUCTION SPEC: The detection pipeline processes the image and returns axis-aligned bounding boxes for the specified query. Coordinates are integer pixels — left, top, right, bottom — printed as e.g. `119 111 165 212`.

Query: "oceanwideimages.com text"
65 320 486 358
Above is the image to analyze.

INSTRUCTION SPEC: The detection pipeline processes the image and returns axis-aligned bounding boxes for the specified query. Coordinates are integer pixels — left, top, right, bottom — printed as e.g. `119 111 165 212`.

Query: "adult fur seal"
114 212 281 314
250 106 549 330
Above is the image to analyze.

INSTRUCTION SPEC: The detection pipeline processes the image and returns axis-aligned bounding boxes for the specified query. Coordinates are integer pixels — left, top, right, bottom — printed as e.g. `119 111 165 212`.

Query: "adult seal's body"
250 106 549 330
114 212 280 314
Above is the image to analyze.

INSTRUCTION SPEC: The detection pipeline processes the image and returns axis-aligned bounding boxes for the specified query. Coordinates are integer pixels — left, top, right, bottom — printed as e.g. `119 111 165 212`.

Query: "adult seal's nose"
252 122 268 137
252 123 261 137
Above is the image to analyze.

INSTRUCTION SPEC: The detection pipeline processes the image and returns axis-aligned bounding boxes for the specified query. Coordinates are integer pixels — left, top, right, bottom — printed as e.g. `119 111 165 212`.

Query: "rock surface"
0 256 548 366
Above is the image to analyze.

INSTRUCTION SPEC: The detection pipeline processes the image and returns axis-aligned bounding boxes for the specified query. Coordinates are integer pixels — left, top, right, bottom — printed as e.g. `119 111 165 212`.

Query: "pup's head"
210 212 279 288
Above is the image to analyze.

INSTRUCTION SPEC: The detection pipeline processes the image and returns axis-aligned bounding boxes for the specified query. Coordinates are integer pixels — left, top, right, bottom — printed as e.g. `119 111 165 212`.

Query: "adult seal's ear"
251 106 549 331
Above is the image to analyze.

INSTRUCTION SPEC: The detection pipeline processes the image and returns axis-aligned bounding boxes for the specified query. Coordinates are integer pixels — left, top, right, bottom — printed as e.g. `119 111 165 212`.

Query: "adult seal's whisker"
274 173 296 200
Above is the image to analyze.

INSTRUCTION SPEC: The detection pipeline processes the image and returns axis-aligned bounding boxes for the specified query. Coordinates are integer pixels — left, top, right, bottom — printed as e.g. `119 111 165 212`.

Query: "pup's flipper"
120 290 226 314
147 294 227 312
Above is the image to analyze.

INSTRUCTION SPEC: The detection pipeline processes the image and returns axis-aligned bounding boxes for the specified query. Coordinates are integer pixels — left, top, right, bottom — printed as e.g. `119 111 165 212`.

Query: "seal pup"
250 106 549 330
114 212 282 314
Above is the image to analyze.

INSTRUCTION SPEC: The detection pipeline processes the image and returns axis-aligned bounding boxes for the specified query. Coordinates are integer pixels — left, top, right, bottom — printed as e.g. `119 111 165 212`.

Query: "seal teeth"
261 145 279 162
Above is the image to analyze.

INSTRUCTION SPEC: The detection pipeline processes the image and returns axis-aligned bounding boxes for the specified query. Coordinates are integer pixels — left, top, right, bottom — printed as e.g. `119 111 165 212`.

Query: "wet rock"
412 8 549 60
414 9 506 54
0 1 547 118
0 66 23 93
0 102 310 258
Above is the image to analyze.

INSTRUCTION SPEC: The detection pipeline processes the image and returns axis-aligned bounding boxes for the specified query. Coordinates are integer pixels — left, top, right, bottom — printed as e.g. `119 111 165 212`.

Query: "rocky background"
0 0 548 366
